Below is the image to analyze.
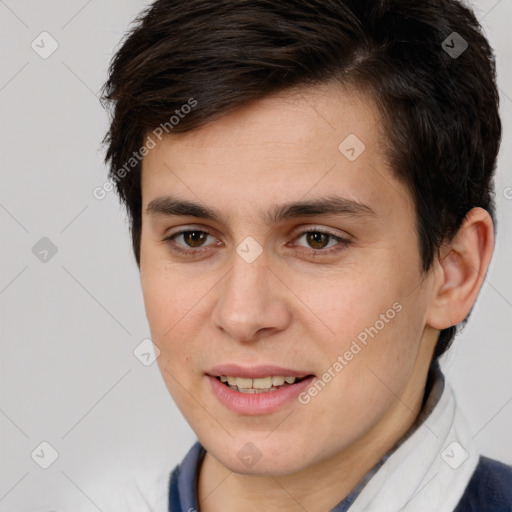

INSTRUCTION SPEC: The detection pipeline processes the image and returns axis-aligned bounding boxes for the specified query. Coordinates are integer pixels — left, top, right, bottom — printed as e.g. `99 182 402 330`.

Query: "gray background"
0 1 510 510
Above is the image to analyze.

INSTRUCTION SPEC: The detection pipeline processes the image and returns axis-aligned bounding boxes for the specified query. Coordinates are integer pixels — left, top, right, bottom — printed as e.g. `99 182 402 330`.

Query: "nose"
210 251 292 343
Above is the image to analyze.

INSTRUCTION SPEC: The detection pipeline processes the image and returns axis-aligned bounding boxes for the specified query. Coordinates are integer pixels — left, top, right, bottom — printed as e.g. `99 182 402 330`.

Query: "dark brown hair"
101 0 501 359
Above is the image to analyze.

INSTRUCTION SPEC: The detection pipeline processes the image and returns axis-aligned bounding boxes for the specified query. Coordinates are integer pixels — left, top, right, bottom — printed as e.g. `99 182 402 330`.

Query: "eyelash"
163 228 352 257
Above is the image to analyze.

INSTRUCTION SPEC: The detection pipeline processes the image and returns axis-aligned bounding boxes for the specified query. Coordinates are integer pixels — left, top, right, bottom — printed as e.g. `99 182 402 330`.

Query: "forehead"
141 83 411 224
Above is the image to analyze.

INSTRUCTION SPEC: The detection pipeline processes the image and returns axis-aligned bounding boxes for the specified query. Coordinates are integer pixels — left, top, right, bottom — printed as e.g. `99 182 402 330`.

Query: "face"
139 83 438 476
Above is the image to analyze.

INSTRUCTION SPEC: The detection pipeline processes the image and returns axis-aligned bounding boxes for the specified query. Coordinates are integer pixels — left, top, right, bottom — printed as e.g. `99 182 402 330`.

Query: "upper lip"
207 364 313 379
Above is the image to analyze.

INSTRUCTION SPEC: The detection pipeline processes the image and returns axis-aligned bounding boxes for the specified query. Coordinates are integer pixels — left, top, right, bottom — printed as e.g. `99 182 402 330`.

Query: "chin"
226 452 309 477
203 434 319 477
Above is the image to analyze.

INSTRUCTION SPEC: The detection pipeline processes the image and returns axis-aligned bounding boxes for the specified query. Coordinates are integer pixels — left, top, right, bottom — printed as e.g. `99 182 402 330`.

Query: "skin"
139 83 494 512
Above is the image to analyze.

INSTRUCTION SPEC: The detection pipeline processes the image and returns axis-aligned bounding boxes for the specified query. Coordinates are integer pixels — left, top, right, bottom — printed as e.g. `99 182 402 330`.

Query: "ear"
426 207 495 330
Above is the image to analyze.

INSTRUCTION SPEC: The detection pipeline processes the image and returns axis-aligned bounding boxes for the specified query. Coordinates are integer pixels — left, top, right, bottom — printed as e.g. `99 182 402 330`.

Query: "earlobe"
426 207 494 330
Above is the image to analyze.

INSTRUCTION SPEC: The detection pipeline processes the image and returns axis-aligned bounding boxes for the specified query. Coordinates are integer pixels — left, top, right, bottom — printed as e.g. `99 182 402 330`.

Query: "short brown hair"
101 0 501 358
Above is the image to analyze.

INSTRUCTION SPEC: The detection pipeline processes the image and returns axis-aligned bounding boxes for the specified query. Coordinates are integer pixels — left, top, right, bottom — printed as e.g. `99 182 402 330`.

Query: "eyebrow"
145 195 376 225
146 196 377 224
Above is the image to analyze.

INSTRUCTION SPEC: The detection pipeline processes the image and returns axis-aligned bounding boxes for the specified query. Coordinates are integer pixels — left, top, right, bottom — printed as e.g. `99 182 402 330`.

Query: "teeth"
236 377 253 388
218 375 302 391
253 377 272 389
272 376 285 386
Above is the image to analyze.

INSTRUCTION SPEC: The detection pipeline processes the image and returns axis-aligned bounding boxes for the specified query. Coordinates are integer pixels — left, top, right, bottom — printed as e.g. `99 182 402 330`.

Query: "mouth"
206 365 316 415
215 375 312 393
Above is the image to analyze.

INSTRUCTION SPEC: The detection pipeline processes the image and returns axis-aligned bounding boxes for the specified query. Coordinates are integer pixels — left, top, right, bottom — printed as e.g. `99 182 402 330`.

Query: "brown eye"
292 228 353 256
164 229 219 255
182 231 208 248
306 232 330 250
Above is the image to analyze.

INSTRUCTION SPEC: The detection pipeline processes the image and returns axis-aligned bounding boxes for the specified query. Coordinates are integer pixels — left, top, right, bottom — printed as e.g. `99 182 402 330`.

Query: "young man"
100 0 512 510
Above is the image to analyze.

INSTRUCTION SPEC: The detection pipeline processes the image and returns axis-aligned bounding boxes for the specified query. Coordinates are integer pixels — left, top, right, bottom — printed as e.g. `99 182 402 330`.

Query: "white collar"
348 367 479 512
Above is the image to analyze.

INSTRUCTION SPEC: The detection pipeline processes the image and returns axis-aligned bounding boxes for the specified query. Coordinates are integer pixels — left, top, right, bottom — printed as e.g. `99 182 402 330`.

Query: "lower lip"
207 375 316 415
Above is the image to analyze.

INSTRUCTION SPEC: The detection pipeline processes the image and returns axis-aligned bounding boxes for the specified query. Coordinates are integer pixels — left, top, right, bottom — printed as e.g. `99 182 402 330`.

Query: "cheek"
140 250 198 339
293 266 406 350
140 255 213 384
300 262 424 402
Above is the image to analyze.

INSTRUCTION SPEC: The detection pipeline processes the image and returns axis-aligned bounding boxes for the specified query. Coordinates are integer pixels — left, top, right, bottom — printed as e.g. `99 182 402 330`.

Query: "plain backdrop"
0 1 511 510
